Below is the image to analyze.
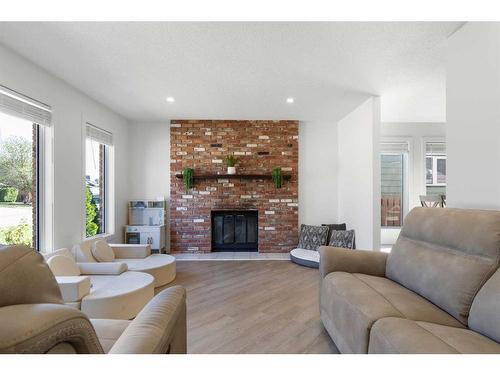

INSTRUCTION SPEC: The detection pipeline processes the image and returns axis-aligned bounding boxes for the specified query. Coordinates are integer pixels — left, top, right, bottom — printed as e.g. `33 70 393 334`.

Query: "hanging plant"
183 168 194 191
272 167 283 189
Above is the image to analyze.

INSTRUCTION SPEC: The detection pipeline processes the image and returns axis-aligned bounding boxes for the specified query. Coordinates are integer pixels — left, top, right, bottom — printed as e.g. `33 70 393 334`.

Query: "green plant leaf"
183 168 194 191
272 167 283 189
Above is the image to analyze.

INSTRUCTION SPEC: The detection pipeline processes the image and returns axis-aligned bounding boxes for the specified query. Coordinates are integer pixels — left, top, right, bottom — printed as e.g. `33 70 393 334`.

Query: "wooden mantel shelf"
175 173 292 181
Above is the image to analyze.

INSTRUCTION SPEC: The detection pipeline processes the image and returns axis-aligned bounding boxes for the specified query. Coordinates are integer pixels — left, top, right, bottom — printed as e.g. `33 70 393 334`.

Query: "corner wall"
337 97 381 250
299 120 338 226
447 23 500 209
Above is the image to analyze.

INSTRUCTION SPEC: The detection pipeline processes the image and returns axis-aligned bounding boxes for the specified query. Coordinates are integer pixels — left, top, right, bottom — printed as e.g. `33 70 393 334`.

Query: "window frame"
380 137 412 228
426 155 447 186
37 122 54 252
82 122 115 240
0 102 53 252
423 138 447 190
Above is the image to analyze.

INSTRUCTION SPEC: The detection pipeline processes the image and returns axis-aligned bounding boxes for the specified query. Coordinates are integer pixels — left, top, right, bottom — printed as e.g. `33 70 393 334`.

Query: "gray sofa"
319 207 500 354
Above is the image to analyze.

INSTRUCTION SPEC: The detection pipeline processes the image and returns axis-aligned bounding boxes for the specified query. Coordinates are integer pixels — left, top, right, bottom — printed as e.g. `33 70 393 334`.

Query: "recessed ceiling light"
286 97 294 104
166 96 175 103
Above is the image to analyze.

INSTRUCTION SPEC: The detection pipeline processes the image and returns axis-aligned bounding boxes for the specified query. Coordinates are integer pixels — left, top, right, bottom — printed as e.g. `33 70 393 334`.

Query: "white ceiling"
0 22 462 123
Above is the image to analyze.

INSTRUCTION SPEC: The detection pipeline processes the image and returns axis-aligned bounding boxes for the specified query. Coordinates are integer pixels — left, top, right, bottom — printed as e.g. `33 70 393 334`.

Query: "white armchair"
73 239 176 288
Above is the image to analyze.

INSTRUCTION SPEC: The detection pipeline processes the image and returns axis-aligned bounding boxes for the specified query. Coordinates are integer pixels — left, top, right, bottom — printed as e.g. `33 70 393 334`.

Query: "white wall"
447 23 500 210
0 44 130 251
128 122 170 200
380 122 445 244
337 97 381 250
128 122 171 251
299 121 338 226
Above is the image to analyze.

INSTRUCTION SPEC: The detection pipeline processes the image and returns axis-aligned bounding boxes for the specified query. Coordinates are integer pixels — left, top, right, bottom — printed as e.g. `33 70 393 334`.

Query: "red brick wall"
170 120 299 253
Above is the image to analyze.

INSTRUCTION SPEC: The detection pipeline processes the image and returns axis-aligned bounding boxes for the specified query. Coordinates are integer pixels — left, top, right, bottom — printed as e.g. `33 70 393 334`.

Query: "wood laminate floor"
170 260 339 354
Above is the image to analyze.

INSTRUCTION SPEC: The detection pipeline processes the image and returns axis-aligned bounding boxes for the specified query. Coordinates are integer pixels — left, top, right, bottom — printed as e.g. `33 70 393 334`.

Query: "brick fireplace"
170 120 298 253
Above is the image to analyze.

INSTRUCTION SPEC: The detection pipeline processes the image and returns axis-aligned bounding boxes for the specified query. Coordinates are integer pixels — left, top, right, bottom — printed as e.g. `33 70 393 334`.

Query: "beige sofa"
320 207 500 354
46 248 155 319
0 245 186 354
73 239 176 288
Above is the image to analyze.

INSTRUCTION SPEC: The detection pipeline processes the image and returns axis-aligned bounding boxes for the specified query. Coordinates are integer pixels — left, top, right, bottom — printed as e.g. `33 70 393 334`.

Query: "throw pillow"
91 240 115 262
328 229 356 249
321 223 347 232
298 224 329 251
47 254 81 276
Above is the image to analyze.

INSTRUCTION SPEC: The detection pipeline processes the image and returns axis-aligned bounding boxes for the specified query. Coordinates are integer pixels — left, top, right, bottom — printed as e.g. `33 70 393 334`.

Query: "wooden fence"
381 196 402 227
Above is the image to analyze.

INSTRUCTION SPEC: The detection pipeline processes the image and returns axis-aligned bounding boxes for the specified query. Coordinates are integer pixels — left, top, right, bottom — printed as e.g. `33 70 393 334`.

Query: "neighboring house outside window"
425 142 446 196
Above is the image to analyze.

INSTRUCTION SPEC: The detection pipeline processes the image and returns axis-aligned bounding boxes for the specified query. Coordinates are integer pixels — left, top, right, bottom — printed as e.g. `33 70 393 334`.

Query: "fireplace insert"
211 210 258 252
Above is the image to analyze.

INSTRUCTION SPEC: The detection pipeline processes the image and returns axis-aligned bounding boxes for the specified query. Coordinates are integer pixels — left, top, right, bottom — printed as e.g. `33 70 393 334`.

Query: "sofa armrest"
78 262 128 275
109 244 151 259
55 276 91 302
109 285 186 354
319 246 388 279
0 303 103 354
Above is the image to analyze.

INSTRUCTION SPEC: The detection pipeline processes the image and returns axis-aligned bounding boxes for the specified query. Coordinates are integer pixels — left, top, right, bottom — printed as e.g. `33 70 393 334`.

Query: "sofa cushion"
91 319 131 353
92 240 115 262
320 272 462 353
386 207 500 324
297 224 329 251
468 267 500 343
369 317 500 354
82 271 155 319
114 254 176 287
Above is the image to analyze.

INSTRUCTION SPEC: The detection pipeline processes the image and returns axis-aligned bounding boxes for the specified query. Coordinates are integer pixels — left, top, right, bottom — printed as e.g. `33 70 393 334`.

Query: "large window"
380 142 409 228
425 142 446 196
0 86 52 250
85 123 113 238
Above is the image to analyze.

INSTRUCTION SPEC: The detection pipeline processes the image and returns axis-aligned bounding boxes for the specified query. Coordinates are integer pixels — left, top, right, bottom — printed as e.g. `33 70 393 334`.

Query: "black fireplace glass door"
246 215 257 243
223 215 235 244
212 210 258 251
235 215 246 243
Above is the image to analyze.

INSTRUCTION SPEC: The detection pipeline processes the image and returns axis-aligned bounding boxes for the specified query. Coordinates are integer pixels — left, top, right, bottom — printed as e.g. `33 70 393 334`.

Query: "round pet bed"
290 248 319 268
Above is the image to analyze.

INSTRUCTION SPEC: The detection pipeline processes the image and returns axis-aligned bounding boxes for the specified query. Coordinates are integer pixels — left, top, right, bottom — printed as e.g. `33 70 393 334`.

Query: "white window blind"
380 142 409 154
0 85 51 126
425 142 446 155
86 123 113 146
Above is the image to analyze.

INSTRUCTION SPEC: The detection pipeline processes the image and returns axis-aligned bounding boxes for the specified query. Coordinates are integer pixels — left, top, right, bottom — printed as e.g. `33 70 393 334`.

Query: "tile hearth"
173 252 290 261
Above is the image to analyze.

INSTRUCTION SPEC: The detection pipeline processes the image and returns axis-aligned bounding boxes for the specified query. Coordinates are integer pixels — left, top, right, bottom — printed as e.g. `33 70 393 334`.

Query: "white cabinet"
125 225 166 252
125 199 167 253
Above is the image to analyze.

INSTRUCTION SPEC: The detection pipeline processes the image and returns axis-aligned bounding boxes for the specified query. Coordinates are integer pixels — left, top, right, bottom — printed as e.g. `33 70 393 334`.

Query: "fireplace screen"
211 210 258 251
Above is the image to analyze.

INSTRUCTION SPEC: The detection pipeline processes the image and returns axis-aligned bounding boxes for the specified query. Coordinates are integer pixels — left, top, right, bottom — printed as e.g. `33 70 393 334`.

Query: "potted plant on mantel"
224 155 239 175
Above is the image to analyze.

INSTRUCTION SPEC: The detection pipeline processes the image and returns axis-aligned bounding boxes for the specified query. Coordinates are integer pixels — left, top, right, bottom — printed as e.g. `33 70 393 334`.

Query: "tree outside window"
0 112 38 247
